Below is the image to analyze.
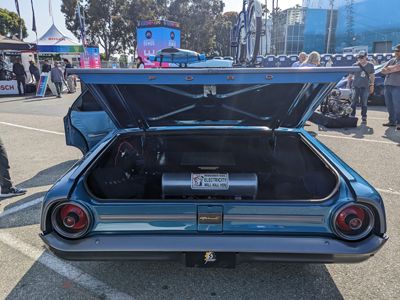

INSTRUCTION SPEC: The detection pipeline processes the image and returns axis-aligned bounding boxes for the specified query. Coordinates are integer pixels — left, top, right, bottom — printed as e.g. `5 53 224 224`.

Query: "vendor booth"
37 24 84 65
0 35 37 96
36 24 87 96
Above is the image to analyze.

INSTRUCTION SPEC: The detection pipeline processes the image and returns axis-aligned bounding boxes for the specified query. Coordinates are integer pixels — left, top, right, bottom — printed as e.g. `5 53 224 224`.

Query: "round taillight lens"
51 202 91 239
333 204 374 241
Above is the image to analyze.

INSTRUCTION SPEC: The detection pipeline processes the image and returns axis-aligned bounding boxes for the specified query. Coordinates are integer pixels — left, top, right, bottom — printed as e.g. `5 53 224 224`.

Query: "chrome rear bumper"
41 233 387 264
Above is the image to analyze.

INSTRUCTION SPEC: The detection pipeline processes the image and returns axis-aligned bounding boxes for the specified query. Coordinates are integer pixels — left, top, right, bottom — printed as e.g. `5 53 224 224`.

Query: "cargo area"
85 131 338 201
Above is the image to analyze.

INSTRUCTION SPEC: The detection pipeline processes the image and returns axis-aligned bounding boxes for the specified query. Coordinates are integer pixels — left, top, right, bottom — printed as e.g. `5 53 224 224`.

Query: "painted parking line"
0 197 43 218
377 188 400 196
0 231 134 300
317 134 399 145
0 122 64 135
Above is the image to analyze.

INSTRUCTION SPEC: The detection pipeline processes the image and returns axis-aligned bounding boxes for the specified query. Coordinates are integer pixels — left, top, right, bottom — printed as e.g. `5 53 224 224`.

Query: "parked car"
41 67 387 267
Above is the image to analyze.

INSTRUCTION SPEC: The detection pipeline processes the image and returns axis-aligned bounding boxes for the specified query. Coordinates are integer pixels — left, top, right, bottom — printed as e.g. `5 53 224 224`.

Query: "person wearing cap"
292 52 307 67
381 44 400 129
347 51 375 122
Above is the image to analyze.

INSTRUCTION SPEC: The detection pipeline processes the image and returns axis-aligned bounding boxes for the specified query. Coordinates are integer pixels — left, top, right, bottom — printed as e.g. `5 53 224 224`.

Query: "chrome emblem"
204 251 217 264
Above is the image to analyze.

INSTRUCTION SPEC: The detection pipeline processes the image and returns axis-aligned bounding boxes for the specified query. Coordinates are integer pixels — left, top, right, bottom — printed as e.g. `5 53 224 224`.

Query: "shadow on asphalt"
0 192 44 229
383 128 400 146
17 160 78 189
315 123 374 139
6 257 344 299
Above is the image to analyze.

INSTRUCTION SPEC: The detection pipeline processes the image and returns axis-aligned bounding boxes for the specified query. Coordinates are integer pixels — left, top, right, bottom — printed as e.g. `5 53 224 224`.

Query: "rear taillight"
51 202 91 239
333 204 374 241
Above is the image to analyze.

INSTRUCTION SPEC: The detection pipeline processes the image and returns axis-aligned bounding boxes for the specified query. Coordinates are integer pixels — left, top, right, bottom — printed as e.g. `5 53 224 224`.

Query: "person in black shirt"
0 56 6 80
41 60 51 73
63 58 72 78
12 58 27 95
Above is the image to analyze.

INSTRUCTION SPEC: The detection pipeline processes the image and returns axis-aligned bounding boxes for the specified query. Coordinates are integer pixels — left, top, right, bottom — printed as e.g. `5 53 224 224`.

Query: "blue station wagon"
40 67 387 267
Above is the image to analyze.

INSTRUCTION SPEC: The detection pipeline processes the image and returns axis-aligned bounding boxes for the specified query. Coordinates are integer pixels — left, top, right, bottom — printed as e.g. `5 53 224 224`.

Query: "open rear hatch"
69 67 354 201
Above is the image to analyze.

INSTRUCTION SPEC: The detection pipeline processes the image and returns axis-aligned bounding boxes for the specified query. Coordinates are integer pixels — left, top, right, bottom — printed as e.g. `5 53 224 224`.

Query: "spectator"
325 58 334 67
63 58 76 92
12 58 27 95
300 51 321 67
291 52 307 67
63 58 72 79
29 61 40 83
136 56 145 69
50 62 64 98
0 137 26 198
0 56 6 80
348 51 375 122
381 44 400 129
41 60 51 73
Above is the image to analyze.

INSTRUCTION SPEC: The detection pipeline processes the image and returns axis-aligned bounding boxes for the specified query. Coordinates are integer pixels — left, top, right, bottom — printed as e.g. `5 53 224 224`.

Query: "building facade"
271 0 399 55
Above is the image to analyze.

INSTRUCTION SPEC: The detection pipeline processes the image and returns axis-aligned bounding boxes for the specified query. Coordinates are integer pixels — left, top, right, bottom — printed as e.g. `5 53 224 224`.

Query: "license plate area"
185 252 236 268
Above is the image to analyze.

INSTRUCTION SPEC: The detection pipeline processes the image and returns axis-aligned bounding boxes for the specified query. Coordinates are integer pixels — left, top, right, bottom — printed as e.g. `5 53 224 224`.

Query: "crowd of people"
0 56 74 97
292 44 400 128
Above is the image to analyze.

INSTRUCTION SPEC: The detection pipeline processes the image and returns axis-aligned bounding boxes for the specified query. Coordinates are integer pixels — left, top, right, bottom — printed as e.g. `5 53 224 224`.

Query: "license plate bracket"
185 252 236 268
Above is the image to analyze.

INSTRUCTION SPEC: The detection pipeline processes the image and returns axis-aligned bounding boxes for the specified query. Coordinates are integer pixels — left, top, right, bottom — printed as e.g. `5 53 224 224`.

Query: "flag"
76 2 86 46
31 0 37 33
14 0 20 17
14 0 23 40
49 0 55 23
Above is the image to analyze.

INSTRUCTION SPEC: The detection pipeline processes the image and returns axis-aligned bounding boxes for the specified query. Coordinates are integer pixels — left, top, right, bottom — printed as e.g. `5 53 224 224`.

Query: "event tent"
0 35 36 51
37 24 83 53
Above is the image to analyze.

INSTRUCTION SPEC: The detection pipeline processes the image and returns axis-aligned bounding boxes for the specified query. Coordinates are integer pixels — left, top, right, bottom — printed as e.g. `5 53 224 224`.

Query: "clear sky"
1 0 302 42
224 0 302 12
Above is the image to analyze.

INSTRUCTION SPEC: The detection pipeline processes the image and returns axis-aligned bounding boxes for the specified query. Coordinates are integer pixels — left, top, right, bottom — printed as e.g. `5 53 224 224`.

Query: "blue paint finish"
70 68 356 84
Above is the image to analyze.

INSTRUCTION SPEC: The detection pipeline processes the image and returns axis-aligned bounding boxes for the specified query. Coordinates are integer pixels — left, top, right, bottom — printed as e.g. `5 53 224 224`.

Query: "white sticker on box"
191 173 229 190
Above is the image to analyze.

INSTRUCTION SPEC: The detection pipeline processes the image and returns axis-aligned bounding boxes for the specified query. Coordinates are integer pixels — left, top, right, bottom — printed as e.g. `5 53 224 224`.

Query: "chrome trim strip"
99 214 196 221
224 215 325 224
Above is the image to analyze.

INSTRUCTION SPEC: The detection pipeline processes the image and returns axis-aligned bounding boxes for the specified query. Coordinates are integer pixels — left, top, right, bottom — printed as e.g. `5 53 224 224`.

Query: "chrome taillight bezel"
51 202 92 239
332 203 375 241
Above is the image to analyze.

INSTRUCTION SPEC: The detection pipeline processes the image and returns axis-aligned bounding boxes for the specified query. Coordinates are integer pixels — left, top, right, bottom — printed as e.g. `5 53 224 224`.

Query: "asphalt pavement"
0 90 399 300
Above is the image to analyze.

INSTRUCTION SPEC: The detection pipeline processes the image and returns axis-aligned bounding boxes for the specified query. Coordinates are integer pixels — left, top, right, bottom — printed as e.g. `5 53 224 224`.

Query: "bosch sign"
0 81 18 95
0 85 15 90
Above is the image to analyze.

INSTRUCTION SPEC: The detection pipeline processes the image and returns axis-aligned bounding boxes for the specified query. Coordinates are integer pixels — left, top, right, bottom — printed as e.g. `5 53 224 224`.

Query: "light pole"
326 0 334 53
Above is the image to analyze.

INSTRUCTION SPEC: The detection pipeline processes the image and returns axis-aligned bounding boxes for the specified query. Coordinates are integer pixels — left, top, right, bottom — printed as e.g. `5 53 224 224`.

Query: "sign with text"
137 20 181 68
80 47 101 69
0 80 18 95
36 74 49 97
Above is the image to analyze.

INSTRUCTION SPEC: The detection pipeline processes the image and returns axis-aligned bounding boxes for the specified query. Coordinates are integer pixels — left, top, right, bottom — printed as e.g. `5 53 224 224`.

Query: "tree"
167 0 225 55
62 0 137 60
62 0 159 60
214 11 238 56
0 8 28 39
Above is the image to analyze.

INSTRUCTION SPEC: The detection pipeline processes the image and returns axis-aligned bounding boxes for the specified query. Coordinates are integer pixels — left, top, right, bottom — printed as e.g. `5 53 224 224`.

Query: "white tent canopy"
37 24 83 53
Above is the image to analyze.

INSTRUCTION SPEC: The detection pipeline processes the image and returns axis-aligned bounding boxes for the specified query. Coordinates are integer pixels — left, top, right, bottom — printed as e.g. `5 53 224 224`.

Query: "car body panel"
64 89 116 153
41 68 387 264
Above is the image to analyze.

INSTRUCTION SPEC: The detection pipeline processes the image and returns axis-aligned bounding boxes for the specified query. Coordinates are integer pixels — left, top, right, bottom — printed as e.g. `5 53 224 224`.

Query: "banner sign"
36 73 49 97
138 20 180 29
80 47 101 69
0 80 18 95
137 20 181 68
